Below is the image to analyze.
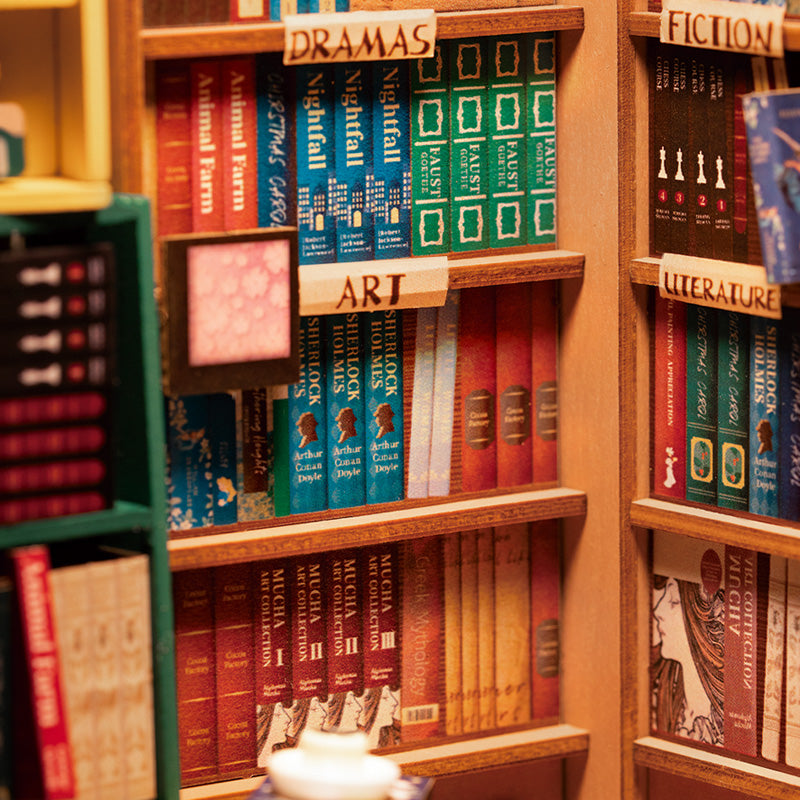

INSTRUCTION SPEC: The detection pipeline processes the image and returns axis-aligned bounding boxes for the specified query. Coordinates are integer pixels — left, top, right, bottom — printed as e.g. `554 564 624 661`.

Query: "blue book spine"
289 315 328 514
325 313 367 509
296 65 336 265
165 394 214 530
373 61 411 260
335 0 348 9
365 309 404 504
257 54 294 228
749 315 780 517
334 63 374 262
780 308 800 521
208 392 239 526
236 388 275 522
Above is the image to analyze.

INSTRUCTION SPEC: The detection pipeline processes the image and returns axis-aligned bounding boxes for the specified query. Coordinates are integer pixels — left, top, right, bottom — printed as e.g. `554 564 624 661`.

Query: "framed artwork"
162 228 298 395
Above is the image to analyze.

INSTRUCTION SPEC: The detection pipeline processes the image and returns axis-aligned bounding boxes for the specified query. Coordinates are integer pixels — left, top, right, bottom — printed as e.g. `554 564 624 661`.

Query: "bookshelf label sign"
300 256 448 316
660 0 785 57
659 254 782 319
283 10 437 65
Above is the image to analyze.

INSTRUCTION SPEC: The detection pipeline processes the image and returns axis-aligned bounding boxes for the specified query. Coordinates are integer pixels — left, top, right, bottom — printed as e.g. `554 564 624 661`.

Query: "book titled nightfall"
743 88 800 284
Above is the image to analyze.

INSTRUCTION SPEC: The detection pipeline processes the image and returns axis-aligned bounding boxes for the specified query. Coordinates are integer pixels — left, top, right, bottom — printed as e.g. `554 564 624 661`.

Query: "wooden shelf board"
634 736 800 799
627 11 800 51
0 177 112 215
0 0 76 6
448 249 584 289
179 725 589 800
141 5 584 59
630 497 800 560
168 486 586 570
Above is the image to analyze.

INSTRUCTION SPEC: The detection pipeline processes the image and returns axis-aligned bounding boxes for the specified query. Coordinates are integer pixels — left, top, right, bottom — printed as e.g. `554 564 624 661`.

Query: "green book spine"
716 310 749 510
450 38 489 253
685 304 718 505
488 35 527 249
526 31 556 246
411 43 450 256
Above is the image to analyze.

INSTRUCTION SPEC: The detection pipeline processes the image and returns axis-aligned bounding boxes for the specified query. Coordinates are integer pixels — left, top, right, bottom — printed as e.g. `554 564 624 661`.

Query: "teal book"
365 309 404 504
236 388 275 522
685 304 717 505
208 392 238 526
450 38 489 253
716 310 749 511
526 31 556 246
325 313 367 509
749 315 780 517
271 385 290 518
289 315 328 514
488 35 527 249
411 43 450 256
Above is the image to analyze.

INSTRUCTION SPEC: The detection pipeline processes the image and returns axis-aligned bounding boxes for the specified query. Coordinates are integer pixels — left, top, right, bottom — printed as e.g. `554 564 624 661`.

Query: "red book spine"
0 391 107 428
214 563 256 777
0 490 106 524
361 544 401 749
732 59 751 264
0 457 106 493
531 281 558 484
458 286 498 493
0 425 106 461
222 57 259 231
10 545 75 800
530 520 560 720
173 568 218 786
401 536 443 744
496 282 533 488
652 295 687 499
254 561 292 765
155 60 193 236
191 59 225 233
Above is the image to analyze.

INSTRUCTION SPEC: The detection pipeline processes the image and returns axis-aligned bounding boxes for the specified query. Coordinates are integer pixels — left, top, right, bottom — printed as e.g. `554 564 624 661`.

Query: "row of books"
155 35 557 261
1 544 157 800
144 0 349 27
652 530 800 767
653 295 800 521
0 243 118 525
174 521 560 787
165 283 558 530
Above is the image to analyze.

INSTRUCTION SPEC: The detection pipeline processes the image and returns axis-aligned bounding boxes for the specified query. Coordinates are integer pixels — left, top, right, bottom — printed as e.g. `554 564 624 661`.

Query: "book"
761 553 786 762
526 31 556 246
531 281 558 483
155 59 193 236
709 52 734 261
289 315 327 514
749 316 779 517
442 531 463 736
688 52 713 258
716 310 749 511
0 490 108 525
785 558 800 767
325 313 366 510
450 38 489 253
334 63 374 263
10 544 75 800
208 392 238 526
742 87 800 284
732 57 753 265
271 386 290 517
365 309 404 505
214 562 256 778
488 35 527 249
458 286 497 493
373 61 411 260
459 530 480 735
428 290 460 497
780 308 800 522
191 59 225 233
236 387 274 522
222 57 258 232
410 42 451 256
651 43 671 256
530 519 559 720
476 527 496 731
401 536 442 744
0 390 108 428
652 295 687 499
496 282 533 488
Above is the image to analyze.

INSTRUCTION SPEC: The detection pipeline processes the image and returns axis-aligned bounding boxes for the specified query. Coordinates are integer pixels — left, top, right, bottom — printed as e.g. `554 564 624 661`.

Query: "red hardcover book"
10 544 76 800
361 543 401 749
222 57 259 232
0 457 107 494
214 562 256 778
0 391 108 428
172 568 218 785
459 530 479 734
0 424 107 461
732 58 752 265
0 490 107 524
652 295 687 499
155 60 193 236
401 536 443 744
496 282 533 488
191 59 225 233
254 561 292 766
530 519 560 720
458 286 497 493
531 281 558 484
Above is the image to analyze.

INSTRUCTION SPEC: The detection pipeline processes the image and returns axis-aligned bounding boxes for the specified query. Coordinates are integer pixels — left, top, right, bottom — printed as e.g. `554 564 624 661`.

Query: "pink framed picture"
162 228 298 395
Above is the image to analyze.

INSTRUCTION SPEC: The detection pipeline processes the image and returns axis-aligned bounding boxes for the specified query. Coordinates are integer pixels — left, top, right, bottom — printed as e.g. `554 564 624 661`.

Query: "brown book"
476 528 496 731
442 531 463 736
531 520 560 721
459 530 480 734
531 282 558 484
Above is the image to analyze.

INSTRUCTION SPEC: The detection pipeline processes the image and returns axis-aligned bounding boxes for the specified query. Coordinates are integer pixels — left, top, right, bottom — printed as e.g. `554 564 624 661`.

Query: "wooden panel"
447 250 584 289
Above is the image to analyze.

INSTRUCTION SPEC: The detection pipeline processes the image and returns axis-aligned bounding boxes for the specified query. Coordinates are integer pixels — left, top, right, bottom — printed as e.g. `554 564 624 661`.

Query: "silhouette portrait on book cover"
651 572 724 746
296 411 319 448
358 685 400 748
756 417 774 455
663 446 678 489
374 402 395 439
335 407 357 443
